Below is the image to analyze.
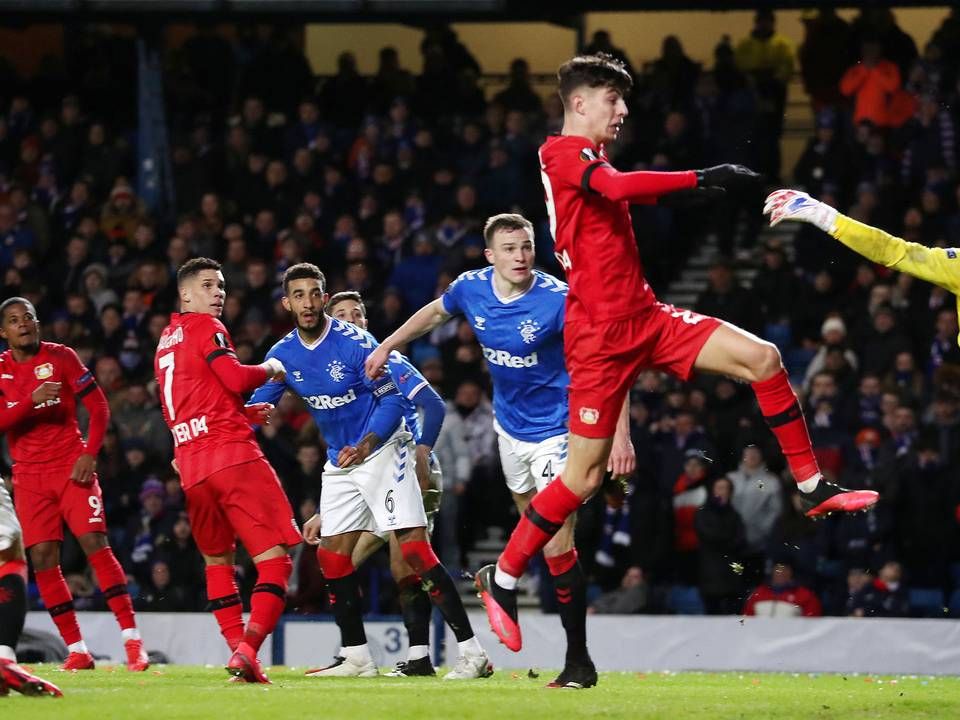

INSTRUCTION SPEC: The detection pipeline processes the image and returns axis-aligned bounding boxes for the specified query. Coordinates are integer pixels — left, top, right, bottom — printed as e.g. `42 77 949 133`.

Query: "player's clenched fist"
31 381 61 404
364 345 390 380
260 357 286 383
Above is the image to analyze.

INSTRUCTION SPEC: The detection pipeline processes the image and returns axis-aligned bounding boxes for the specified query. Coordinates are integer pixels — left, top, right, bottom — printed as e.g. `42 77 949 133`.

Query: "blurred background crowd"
2 7 960 621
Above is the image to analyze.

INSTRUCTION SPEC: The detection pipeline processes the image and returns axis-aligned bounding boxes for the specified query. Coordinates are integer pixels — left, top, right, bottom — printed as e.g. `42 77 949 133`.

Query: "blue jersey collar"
296 315 334 350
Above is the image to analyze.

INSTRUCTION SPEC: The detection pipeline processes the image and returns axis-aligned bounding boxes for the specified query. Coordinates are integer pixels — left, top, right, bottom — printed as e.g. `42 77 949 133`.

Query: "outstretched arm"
765 189 960 295
365 298 451 378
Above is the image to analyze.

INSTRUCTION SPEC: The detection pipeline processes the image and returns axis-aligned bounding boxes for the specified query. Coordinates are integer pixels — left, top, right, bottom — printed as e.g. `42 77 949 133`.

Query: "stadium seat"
763 322 792 352
908 588 945 618
667 585 705 615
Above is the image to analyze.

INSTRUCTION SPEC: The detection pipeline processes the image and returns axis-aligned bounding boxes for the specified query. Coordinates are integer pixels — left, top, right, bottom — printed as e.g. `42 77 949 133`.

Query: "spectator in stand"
492 58 543 117
694 257 761 336
695 476 746 614
671 449 712 586
794 109 851 201
588 566 647 615
743 559 822 617
798 9 856 111
727 446 782 582
735 9 794 179
848 560 910 617
840 37 904 128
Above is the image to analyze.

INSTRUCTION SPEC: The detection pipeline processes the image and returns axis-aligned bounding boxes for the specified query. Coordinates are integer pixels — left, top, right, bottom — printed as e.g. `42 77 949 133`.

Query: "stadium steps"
661 221 801 308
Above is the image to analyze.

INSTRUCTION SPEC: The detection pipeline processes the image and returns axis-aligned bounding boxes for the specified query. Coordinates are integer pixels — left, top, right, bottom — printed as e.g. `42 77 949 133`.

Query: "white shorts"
0 482 22 552
496 421 568 495
321 430 428 537
373 454 442 543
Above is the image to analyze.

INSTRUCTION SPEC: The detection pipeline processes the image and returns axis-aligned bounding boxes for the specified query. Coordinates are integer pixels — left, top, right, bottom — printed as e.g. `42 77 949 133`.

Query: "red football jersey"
0 342 96 467
539 134 692 323
154 312 263 489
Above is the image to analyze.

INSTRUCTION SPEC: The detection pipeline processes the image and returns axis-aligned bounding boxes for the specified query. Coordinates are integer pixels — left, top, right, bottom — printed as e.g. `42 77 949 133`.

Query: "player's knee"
28 543 58 571
78 532 109 555
747 341 783 381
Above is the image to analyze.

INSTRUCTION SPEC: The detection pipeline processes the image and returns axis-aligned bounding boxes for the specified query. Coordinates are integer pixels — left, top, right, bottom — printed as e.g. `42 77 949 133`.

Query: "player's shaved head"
483 213 534 247
557 53 632 108
177 257 222 287
0 296 37 323
283 262 326 294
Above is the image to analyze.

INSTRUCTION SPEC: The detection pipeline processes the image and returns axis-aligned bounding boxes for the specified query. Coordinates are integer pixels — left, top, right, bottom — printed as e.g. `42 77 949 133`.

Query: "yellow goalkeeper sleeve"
830 213 960 346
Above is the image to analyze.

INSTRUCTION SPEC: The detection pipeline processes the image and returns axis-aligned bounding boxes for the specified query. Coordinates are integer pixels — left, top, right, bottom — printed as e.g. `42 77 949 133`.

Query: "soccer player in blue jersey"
326 290 444 678
249 263 491 680
365 213 635 689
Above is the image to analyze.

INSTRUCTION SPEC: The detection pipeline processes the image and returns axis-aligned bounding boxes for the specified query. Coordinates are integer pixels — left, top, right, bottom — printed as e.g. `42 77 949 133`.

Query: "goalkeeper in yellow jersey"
764 188 960 348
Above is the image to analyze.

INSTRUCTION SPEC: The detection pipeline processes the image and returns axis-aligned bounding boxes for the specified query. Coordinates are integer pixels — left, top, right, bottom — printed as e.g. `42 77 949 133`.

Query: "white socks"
797 474 821 494
458 636 483 657
121 628 141 642
342 643 373 665
67 640 89 654
407 644 429 662
494 565 518 590
0 644 16 662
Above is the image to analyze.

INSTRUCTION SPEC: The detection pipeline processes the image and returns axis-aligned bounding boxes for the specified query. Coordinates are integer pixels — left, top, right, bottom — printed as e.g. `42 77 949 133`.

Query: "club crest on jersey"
517 318 540 345
474 316 486 330
34 363 54 380
579 407 600 425
327 360 346 382
579 147 598 162
292 370 303 382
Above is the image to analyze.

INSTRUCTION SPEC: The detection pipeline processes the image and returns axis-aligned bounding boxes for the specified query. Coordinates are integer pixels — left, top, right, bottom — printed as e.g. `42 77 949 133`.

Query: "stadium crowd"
2 8 960 623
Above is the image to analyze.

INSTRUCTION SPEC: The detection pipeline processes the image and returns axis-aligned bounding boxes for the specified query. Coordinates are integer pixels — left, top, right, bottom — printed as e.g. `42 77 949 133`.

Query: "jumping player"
0 475 61 697
153 258 300 684
0 297 148 671
326 290 443 678
764 188 960 335
470 54 878 652
365 213 635 688
249 263 491 680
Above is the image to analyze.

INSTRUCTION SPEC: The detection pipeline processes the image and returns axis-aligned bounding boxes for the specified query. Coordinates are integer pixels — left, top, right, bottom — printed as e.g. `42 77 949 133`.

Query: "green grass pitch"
5 664 960 719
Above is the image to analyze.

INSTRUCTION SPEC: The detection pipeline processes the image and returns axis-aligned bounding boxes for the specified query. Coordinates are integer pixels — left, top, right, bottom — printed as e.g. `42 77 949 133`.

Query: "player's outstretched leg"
83 538 148 671
399 533 492 680
695 325 878 517
31 549 94 670
544 541 596 689
385 573 435 677
305 548 377 678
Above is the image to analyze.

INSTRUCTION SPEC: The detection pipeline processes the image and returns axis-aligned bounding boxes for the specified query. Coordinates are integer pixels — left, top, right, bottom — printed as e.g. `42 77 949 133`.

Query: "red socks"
0 559 27 583
316 548 354 579
752 369 821 483
499 478 581 579
545 548 578 577
88 547 136 631
35 566 82 645
400 540 440 575
206 564 244 652
242 555 292 653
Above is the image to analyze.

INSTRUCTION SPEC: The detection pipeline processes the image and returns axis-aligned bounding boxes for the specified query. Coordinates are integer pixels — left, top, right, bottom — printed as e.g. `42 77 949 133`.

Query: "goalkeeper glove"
763 189 838 233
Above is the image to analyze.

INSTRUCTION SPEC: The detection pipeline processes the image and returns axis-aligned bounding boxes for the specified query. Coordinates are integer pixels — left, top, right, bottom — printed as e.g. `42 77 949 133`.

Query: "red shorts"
12 465 107 548
566 302 721 438
185 458 302 557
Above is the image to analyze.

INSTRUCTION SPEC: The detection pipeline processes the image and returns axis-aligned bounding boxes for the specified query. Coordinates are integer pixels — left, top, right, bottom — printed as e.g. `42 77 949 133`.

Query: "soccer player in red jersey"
476 54 879 652
154 258 299 684
0 296 148 672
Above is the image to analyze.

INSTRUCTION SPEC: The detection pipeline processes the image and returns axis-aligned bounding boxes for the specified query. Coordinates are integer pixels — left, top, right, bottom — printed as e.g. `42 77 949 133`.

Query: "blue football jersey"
249 318 405 464
388 350 430 443
441 267 568 442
